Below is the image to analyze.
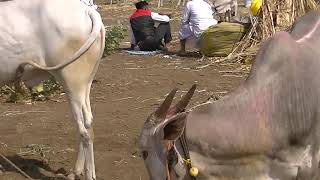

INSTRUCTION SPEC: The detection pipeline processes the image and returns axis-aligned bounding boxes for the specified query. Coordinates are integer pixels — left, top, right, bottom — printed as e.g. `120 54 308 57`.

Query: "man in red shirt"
129 1 172 51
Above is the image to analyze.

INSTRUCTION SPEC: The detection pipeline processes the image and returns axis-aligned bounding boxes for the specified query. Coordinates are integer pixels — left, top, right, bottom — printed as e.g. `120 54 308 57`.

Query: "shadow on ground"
0 155 69 180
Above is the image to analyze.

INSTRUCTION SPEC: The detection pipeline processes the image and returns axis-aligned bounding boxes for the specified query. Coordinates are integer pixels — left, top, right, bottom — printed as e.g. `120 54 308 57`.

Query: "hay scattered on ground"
233 0 319 62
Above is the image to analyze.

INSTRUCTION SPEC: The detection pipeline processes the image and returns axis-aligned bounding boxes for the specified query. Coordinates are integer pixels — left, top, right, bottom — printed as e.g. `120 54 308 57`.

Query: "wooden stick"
266 2 275 34
112 97 134 102
222 74 244 78
195 51 255 69
4 85 15 93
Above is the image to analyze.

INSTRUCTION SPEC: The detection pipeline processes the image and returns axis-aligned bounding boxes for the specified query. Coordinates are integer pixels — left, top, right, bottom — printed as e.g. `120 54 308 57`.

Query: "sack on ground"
200 22 248 57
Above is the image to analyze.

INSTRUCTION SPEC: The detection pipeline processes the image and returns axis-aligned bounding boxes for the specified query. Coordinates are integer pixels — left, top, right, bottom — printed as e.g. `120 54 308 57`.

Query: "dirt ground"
0 3 250 180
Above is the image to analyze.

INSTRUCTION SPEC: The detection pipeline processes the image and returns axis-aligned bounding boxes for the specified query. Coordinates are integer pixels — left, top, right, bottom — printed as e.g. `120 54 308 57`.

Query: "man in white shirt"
244 0 251 7
178 0 218 54
129 0 172 51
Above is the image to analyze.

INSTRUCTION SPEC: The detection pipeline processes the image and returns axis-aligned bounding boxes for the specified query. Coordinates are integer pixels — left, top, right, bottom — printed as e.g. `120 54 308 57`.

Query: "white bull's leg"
66 85 96 180
85 127 96 180
75 140 85 177
56 62 99 180
53 26 103 180
299 121 320 180
54 74 92 180
310 144 320 179
310 118 320 180
72 84 93 177
296 146 320 180
84 84 94 128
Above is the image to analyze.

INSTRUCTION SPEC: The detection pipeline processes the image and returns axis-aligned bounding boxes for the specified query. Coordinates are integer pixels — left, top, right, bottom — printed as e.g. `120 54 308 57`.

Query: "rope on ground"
0 153 34 180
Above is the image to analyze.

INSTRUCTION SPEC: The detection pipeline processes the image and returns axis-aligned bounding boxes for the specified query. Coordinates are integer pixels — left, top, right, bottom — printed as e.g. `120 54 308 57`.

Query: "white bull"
0 0 105 180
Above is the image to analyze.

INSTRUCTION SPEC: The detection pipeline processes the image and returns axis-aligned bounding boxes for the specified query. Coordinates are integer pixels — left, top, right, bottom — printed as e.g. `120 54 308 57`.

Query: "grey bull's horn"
154 88 178 119
169 84 197 115
176 84 197 111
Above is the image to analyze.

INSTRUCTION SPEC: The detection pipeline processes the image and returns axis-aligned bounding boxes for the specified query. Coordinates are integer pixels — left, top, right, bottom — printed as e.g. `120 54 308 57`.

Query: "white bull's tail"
22 8 103 71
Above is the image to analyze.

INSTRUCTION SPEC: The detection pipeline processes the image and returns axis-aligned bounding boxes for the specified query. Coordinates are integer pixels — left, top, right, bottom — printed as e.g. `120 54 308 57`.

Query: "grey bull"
0 0 105 180
139 10 320 180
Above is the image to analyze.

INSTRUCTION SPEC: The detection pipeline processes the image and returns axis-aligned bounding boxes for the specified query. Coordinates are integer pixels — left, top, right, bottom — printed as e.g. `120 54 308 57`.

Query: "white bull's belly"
0 60 47 87
0 42 43 85
0 57 21 85
0 10 43 85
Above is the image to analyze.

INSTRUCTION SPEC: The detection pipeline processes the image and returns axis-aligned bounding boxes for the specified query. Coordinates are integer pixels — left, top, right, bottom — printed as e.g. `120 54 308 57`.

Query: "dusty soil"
0 3 250 180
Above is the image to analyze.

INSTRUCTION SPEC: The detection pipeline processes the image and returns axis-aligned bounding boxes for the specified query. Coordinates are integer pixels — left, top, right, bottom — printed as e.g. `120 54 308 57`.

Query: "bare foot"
159 45 168 52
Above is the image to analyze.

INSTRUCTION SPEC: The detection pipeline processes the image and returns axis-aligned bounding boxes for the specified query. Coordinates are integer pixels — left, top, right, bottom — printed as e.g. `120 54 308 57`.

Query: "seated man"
244 0 252 8
178 0 218 54
129 0 172 51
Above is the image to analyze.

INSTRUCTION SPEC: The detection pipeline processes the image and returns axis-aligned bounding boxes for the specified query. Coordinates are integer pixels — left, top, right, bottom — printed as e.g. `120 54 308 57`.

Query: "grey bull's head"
139 85 196 180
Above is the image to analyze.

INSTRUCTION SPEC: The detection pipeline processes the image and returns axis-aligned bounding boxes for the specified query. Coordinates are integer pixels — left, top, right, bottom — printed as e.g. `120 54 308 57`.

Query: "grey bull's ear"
160 112 188 141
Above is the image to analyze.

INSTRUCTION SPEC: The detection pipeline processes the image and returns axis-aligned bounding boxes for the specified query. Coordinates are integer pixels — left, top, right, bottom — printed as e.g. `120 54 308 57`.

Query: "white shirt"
244 0 252 7
151 12 170 22
181 0 217 37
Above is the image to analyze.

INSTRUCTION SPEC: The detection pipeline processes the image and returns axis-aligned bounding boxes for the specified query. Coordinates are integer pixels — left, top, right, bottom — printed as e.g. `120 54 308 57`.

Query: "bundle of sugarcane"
200 22 249 57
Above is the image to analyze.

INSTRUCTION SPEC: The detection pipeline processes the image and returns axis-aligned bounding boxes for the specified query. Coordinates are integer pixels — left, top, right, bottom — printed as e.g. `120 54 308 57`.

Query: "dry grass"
232 0 319 62
18 144 52 158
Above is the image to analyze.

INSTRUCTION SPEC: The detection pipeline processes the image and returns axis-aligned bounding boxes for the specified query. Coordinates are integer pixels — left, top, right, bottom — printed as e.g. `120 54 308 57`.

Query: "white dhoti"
179 24 196 40
179 0 218 49
179 24 201 48
179 19 217 48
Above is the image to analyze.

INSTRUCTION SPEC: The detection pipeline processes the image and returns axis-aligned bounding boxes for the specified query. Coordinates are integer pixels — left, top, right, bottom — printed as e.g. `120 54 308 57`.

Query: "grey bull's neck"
179 76 316 178
185 85 259 158
175 86 266 179
184 70 316 159
176 86 259 179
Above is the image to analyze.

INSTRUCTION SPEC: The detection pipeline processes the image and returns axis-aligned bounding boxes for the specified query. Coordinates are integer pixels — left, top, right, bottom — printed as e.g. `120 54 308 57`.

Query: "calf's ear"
156 112 187 141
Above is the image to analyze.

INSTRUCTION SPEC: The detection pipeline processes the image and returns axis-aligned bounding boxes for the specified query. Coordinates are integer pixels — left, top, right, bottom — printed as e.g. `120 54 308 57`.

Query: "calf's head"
138 85 196 180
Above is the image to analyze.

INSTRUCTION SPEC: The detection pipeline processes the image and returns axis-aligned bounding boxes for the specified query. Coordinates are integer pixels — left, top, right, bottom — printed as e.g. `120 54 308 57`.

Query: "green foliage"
0 84 28 103
31 78 63 101
103 25 127 57
0 78 63 103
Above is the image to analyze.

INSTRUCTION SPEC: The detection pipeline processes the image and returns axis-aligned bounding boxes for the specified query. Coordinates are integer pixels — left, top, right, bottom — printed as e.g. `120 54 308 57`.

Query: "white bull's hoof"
67 173 81 180
85 173 96 180
67 173 75 180
296 166 313 180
